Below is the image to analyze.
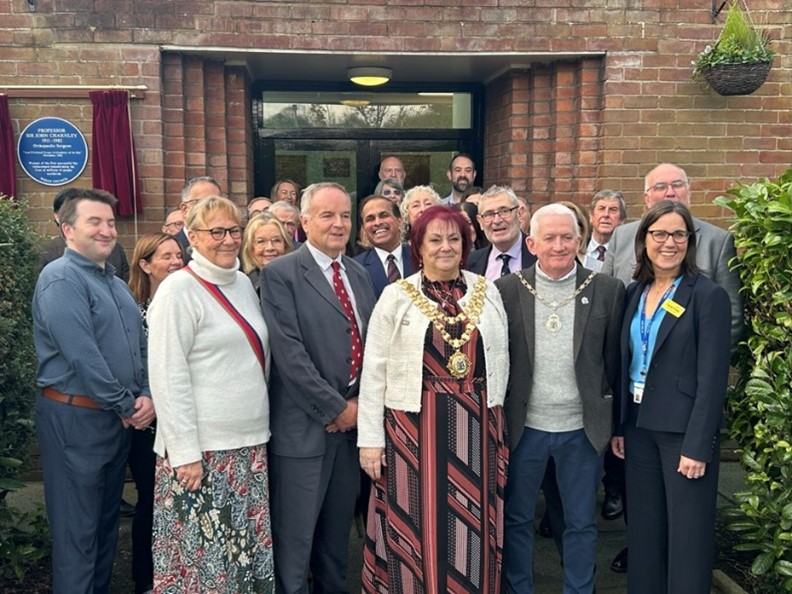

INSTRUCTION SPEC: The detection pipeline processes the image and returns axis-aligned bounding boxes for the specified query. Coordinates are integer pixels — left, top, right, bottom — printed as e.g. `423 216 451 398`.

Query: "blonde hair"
241 214 293 273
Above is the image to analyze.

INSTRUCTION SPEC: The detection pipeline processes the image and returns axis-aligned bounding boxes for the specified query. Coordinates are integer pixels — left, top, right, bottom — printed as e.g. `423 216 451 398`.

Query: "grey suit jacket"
260 244 377 457
495 265 625 454
602 217 743 349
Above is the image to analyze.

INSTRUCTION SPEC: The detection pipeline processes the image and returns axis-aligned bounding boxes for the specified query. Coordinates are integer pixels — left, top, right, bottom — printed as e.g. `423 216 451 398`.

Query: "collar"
188 249 239 285
63 247 115 278
306 240 344 272
536 261 577 282
493 235 523 260
373 244 402 266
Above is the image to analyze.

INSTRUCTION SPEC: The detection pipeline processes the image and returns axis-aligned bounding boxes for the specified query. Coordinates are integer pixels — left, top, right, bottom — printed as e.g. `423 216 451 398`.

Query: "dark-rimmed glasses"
195 226 242 240
647 229 691 243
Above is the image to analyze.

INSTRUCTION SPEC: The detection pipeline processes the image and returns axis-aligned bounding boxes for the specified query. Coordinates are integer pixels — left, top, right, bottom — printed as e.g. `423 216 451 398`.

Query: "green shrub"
0 195 50 582
714 170 792 590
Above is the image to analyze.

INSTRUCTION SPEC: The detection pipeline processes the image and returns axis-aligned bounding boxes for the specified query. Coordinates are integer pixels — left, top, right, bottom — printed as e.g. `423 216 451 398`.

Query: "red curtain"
89 90 141 216
0 94 16 200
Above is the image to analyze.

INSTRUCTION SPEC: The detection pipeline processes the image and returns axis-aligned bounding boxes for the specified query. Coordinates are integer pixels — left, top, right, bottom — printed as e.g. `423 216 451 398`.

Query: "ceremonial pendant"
546 313 562 333
448 350 472 379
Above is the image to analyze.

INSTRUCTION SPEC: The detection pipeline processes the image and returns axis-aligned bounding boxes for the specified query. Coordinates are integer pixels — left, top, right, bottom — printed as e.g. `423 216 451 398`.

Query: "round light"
348 67 392 87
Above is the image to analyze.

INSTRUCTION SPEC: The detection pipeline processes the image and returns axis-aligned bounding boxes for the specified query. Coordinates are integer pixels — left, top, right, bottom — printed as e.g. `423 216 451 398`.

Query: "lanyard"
639 277 681 375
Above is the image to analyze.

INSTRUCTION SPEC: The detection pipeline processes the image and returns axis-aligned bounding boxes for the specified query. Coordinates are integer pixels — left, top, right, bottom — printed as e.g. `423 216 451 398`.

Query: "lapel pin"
581 297 589 305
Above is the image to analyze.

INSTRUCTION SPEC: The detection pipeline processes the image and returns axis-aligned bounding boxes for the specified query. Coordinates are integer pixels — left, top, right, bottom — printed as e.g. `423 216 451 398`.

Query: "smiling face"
361 198 400 252
643 164 691 208
252 221 287 267
275 182 299 204
301 187 352 258
139 238 183 290
406 191 438 224
188 211 242 269
419 218 463 281
61 199 117 266
645 212 689 277
527 211 579 280
477 193 521 251
446 156 476 195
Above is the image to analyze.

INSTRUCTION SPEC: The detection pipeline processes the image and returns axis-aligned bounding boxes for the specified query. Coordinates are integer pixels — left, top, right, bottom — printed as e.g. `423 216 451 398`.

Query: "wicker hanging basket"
702 61 772 96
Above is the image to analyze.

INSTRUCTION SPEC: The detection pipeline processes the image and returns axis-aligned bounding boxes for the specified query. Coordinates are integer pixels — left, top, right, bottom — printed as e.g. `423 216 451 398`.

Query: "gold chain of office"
398 276 487 379
515 270 596 333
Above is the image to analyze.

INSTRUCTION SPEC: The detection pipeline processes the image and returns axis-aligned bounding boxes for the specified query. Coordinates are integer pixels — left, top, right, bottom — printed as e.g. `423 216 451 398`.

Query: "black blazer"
353 245 414 299
496 265 624 454
466 233 537 276
617 273 731 462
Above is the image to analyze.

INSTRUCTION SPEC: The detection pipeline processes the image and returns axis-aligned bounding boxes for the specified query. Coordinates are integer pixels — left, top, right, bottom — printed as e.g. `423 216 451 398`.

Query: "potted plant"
692 0 774 96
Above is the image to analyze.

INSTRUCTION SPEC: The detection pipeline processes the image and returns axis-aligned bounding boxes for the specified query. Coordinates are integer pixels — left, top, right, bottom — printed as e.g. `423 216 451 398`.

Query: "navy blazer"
260 244 377 457
353 245 414 299
617 273 731 462
466 233 537 276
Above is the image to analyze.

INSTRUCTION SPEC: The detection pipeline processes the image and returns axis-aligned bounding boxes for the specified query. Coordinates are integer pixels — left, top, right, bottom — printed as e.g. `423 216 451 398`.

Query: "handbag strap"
183 266 266 374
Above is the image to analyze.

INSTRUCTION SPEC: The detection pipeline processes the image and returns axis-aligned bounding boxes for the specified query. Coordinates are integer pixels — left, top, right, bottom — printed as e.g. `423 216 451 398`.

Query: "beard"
452 177 470 193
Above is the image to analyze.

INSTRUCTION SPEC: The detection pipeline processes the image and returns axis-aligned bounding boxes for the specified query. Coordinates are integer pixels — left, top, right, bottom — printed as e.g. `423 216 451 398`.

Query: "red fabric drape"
0 95 16 200
89 90 141 216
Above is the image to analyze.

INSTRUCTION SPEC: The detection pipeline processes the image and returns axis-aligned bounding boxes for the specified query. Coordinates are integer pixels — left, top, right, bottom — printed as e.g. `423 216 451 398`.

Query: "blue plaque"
17 117 89 186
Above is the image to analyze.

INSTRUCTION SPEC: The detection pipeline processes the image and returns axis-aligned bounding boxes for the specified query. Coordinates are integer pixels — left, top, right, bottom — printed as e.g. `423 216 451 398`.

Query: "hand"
360 447 385 480
175 461 203 492
129 396 156 429
332 398 358 432
678 455 707 480
611 436 625 459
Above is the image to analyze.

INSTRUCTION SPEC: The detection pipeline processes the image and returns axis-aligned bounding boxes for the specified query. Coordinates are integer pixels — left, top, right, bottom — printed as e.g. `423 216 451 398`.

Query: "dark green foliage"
714 169 792 590
0 195 51 582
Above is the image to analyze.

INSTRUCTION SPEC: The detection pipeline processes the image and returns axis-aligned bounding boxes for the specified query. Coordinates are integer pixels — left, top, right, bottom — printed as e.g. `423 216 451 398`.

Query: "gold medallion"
447 350 472 379
546 313 562 333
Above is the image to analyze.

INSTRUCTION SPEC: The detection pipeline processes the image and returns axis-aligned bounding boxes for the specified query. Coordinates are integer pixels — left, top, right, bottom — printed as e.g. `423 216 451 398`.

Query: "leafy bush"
0 195 50 582
714 170 792 589
692 0 774 78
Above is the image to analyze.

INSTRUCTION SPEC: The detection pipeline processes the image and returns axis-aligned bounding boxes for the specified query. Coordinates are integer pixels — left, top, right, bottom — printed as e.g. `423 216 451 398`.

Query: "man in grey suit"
602 162 743 347
260 182 377 594
496 203 624 593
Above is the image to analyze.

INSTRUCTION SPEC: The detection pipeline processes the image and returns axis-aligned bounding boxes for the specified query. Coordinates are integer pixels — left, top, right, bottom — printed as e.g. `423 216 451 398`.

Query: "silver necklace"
516 270 596 333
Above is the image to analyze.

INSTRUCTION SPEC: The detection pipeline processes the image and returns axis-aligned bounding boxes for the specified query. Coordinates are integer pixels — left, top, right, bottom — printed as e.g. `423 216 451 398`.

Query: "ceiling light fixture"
348 67 392 87
340 99 371 107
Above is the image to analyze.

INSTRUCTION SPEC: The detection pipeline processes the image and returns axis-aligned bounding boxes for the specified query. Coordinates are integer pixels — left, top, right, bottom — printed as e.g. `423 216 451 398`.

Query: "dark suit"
466 233 537 277
260 244 376 594
353 244 414 299
496 265 624 593
618 273 730 594
174 228 192 264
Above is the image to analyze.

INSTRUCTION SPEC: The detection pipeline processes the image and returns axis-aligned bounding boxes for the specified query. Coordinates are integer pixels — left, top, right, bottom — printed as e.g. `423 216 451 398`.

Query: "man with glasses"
174 176 222 263
601 162 743 574
466 185 537 280
269 200 302 246
161 208 184 235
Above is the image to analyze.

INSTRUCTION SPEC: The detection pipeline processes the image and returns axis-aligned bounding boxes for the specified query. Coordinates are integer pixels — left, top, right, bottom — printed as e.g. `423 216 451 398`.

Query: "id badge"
633 382 645 404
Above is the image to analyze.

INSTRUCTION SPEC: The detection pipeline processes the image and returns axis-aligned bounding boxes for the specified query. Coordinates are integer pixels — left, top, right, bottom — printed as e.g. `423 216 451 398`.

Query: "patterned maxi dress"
361 276 509 593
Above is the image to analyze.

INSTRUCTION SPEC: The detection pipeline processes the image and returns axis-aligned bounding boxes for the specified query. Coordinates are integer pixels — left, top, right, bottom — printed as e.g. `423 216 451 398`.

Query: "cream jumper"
148 250 270 468
357 270 509 448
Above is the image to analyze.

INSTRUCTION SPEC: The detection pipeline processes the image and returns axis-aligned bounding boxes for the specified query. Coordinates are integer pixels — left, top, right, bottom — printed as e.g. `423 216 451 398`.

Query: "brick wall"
1 0 789 236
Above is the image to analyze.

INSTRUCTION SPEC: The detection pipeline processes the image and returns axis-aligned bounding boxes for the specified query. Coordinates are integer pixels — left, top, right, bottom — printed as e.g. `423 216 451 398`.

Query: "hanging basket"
701 61 772 96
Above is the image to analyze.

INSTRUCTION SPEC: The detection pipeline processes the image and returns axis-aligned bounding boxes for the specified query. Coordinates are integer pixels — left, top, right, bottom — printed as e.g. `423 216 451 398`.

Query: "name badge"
633 382 645 404
662 299 685 318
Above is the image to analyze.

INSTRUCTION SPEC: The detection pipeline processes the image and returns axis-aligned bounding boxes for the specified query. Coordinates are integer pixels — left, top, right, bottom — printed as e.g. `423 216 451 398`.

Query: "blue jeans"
504 427 601 594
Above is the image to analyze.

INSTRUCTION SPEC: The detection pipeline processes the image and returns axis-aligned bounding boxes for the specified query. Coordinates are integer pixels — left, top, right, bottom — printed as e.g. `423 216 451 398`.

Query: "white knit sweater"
357 270 509 448
148 250 270 467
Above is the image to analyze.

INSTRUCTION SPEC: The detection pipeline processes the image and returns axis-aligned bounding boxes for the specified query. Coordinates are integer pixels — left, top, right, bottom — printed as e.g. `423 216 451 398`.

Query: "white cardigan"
357 270 509 448
148 251 271 468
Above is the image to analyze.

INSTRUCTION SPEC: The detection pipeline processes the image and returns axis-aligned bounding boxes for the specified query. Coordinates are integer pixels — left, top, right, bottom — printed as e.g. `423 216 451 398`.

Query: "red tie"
331 261 363 382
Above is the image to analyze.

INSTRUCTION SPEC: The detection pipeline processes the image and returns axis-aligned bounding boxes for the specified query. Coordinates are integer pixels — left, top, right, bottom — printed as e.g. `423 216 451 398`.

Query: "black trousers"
127 427 155 593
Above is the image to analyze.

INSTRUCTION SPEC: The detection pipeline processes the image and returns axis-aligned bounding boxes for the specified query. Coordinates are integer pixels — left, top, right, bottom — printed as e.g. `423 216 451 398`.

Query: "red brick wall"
0 0 789 240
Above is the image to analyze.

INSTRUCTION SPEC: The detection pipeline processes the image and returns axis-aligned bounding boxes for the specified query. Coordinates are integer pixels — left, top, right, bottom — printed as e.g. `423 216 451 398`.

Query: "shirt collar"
536 261 577 282
373 244 402 265
306 240 344 271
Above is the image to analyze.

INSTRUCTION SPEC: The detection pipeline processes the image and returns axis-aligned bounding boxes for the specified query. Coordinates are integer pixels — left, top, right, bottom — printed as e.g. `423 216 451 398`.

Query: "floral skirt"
153 444 274 594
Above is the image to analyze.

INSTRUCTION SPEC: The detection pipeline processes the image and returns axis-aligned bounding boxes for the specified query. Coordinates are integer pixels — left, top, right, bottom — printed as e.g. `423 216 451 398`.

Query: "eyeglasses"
195 226 242 240
163 221 185 231
645 180 688 194
479 205 519 222
277 219 298 230
254 237 285 247
647 229 691 243
381 188 403 197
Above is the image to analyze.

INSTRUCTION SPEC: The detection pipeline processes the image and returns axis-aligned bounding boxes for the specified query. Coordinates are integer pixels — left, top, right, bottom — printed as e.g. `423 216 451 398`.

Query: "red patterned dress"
362 276 509 593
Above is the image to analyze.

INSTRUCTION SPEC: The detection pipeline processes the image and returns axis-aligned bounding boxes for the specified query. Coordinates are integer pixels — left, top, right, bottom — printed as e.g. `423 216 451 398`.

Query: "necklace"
515 270 596 333
399 276 487 379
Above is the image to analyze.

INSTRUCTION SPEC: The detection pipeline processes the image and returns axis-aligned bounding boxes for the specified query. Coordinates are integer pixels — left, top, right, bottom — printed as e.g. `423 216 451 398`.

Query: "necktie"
596 245 607 262
331 261 363 382
498 253 512 277
386 254 401 284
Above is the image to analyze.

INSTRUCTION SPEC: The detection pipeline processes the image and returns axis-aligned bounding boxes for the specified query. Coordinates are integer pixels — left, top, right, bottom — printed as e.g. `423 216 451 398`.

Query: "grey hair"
269 200 300 219
374 178 405 196
300 182 350 217
478 185 520 210
399 185 442 242
590 189 627 220
644 163 688 192
181 176 221 202
529 203 580 239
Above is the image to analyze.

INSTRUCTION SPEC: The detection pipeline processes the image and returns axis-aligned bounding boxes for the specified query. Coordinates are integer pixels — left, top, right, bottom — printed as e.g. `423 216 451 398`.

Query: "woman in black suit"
610 199 732 593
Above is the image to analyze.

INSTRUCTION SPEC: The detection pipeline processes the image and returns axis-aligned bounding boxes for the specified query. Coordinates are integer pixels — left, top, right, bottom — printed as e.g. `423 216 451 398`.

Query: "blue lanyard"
639 277 681 375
